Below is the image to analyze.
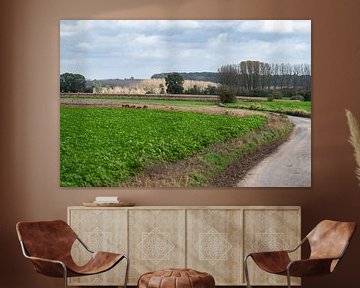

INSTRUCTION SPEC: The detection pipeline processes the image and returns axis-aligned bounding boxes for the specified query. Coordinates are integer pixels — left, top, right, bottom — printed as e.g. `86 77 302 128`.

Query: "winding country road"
237 116 311 187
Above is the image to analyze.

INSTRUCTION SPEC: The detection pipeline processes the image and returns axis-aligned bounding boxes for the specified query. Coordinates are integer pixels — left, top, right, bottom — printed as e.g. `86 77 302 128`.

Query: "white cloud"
61 20 203 35
60 30 78 37
232 39 311 64
238 20 311 33
157 20 201 30
134 34 162 46
208 33 228 48
75 42 91 49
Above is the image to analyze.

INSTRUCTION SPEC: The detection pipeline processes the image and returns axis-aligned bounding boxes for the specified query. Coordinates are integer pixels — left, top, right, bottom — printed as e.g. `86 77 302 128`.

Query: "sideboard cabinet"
67 206 301 286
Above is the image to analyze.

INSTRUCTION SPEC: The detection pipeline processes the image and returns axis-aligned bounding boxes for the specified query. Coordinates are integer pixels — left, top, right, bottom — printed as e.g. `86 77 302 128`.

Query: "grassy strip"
61 107 266 187
61 96 217 107
225 101 311 118
126 114 294 187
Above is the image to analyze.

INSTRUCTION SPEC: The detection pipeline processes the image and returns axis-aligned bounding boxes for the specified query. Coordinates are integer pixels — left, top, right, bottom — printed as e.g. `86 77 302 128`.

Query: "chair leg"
286 269 291 288
123 255 130 288
244 255 252 288
62 265 68 288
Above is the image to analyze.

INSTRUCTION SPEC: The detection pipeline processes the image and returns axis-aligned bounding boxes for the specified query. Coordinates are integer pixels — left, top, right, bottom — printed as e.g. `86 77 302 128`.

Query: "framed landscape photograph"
60 20 311 188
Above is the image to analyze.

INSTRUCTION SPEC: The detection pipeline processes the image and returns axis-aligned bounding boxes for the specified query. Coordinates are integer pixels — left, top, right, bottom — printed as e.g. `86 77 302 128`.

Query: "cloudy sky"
60 20 311 80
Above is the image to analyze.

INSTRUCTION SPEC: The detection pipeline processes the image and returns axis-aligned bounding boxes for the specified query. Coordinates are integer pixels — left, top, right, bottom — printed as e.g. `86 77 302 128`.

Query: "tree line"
151 72 219 83
60 60 311 101
218 60 311 99
60 73 86 93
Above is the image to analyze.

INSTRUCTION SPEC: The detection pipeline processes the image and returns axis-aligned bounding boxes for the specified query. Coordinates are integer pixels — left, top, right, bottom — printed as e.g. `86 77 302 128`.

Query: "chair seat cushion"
138 268 215 288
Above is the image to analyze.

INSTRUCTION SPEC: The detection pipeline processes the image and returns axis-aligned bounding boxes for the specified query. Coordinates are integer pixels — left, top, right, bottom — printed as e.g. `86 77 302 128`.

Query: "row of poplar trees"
218 60 311 97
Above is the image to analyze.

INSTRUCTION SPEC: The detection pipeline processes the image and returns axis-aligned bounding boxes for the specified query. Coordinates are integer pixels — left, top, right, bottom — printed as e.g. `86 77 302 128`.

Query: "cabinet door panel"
244 209 301 286
68 209 127 286
187 209 243 285
128 209 186 284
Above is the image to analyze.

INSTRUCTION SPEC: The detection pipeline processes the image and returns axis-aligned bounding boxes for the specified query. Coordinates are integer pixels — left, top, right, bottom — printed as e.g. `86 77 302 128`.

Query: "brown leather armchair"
16 220 129 288
244 220 356 288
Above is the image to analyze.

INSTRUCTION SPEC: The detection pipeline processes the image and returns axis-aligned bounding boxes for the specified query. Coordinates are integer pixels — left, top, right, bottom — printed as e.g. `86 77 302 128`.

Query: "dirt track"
237 116 311 187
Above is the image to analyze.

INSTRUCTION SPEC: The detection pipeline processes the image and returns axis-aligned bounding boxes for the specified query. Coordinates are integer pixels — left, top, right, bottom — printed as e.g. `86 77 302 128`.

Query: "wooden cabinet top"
69 205 301 210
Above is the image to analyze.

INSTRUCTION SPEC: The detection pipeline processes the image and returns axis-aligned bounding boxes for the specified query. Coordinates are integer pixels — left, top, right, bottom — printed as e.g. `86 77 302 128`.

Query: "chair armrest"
287 258 336 277
76 236 94 253
26 255 65 265
25 255 67 278
19 240 67 276
285 237 307 253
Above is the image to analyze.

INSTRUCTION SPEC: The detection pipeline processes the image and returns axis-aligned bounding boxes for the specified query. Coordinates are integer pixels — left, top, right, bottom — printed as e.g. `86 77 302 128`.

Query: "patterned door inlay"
138 228 175 264
83 228 113 252
194 227 232 265
252 228 287 252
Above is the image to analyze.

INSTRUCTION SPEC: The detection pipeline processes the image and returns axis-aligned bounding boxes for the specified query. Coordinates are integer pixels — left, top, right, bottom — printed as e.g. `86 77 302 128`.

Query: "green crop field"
225 101 311 117
60 107 266 187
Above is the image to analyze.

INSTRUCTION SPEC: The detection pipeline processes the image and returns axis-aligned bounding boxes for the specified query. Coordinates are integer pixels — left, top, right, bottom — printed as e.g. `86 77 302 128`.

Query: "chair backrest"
307 220 356 261
16 220 77 261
